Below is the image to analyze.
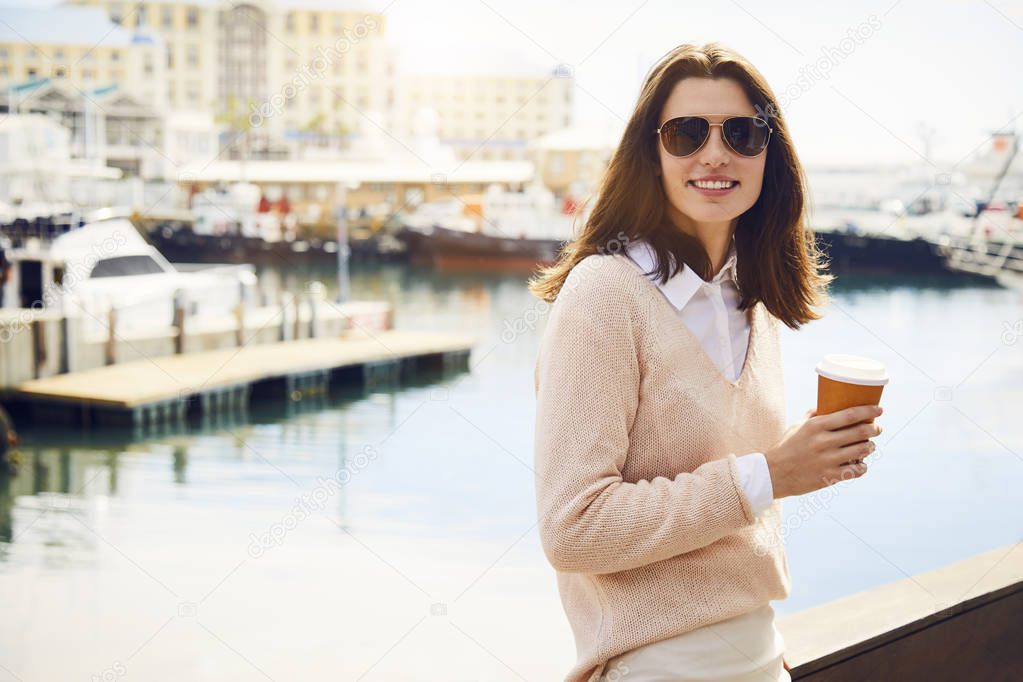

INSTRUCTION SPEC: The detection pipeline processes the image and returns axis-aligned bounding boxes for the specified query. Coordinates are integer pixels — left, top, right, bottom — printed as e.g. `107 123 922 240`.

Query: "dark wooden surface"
790 580 1023 681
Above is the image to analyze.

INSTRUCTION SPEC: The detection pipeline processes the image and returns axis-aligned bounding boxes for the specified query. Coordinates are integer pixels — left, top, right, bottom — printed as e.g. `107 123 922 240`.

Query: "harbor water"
1 261 1021 680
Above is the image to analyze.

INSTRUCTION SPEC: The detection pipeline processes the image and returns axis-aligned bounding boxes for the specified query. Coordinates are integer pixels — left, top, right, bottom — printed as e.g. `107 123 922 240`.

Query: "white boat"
1 212 258 335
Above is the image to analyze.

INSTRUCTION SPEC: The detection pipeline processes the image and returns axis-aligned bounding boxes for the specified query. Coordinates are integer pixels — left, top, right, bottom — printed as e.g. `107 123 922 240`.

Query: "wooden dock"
8 330 474 427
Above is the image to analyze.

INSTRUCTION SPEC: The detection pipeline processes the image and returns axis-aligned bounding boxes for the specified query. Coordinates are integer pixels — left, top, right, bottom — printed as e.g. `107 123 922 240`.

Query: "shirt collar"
624 237 738 311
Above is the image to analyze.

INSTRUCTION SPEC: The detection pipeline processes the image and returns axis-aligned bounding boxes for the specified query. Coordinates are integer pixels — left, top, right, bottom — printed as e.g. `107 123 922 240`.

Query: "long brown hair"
527 42 832 329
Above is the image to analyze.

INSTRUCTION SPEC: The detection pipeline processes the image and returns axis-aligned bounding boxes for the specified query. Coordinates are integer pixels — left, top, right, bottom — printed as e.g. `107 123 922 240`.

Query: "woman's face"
656 77 767 234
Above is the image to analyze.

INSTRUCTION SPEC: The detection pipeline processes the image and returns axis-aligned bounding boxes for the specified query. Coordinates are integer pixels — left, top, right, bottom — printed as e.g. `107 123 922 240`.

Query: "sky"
379 0 1023 166
8 0 1023 166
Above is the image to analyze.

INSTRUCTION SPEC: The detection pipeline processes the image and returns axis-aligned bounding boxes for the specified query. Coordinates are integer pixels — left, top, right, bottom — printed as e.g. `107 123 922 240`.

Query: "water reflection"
0 262 1020 679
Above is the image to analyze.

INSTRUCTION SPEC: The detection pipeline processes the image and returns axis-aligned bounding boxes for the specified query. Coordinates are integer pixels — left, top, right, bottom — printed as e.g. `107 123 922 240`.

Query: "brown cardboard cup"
815 354 889 464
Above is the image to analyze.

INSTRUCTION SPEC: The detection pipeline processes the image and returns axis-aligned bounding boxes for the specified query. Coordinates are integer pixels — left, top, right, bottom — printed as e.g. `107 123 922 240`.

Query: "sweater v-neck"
613 253 759 390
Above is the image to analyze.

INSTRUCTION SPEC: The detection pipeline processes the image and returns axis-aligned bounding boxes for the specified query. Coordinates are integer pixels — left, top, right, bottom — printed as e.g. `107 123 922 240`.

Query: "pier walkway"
9 330 473 427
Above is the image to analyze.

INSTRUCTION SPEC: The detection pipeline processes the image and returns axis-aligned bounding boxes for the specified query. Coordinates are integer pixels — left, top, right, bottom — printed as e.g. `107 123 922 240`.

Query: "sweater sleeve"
533 262 757 575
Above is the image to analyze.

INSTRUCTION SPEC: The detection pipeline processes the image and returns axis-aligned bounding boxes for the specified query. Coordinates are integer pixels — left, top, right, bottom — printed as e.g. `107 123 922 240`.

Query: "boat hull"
398 225 566 271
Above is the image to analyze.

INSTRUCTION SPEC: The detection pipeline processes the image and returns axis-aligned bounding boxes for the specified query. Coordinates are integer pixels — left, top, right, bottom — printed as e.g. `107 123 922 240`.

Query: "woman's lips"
687 180 739 197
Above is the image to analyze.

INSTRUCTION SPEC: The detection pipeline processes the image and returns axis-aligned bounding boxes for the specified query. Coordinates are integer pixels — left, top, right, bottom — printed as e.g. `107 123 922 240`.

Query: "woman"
529 43 884 682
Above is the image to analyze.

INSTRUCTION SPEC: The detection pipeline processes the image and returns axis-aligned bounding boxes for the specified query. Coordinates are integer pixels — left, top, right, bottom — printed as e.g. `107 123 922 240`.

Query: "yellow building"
0 5 166 111
529 126 618 197
64 0 398 158
2 2 579 173
401 65 574 161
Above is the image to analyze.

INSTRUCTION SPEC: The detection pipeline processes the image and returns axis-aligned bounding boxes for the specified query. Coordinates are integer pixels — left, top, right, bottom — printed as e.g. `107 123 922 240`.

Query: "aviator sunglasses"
655 115 773 158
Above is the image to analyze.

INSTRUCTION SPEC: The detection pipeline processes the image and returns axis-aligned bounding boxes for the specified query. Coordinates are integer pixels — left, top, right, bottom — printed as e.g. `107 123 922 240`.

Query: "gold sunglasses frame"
654 115 774 157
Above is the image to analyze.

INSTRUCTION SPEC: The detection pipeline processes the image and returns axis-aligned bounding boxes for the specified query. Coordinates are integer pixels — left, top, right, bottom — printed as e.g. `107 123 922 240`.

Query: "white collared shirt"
624 238 774 517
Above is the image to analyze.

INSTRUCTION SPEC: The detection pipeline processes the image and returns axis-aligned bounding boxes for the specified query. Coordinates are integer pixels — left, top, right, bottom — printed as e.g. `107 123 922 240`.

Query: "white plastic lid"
815 354 889 386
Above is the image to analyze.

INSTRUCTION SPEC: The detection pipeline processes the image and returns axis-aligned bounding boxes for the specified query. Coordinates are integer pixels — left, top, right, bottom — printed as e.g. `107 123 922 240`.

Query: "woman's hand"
764 405 883 499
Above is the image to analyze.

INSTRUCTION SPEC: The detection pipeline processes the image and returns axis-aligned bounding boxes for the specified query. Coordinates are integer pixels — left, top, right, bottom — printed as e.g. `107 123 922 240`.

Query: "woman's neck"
669 212 737 278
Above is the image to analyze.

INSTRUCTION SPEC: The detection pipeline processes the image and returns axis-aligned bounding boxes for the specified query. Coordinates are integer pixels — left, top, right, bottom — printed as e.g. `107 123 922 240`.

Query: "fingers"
838 460 868 479
814 404 882 431
832 438 876 464
825 420 883 448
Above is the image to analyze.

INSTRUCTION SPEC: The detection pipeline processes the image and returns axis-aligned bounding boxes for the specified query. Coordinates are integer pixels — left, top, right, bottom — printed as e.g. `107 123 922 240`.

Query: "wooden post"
235 279 247 347
173 289 186 355
59 312 80 375
279 291 292 342
32 317 47 378
307 281 324 339
234 303 245 347
104 306 117 365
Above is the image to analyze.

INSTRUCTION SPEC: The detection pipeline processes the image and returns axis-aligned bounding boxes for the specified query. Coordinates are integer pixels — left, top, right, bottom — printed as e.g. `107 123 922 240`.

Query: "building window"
286 12 295 31
55 68 66 78
186 7 198 28
111 2 122 24
162 6 173 29
55 49 64 60
186 44 198 68
135 5 147 26
111 50 120 62
310 13 319 31
167 48 174 68
27 68 36 78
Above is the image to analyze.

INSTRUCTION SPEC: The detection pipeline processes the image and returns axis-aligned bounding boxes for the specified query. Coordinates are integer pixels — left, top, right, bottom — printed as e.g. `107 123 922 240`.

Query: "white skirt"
602 604 790 682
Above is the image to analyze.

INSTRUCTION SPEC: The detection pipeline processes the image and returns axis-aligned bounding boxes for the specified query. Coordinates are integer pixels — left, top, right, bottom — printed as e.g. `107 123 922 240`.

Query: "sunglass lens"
723 117 770 156
660 117 708 157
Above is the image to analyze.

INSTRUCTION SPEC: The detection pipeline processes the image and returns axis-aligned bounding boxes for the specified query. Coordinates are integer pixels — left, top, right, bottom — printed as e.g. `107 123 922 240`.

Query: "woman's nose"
697 126 731 166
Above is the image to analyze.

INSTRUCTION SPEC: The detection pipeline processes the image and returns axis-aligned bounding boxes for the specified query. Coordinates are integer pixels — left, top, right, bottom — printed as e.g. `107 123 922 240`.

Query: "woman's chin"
678 203 744 223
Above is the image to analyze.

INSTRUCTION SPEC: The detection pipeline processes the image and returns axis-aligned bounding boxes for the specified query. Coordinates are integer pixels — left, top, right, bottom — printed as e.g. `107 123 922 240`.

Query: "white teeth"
691 180 737 190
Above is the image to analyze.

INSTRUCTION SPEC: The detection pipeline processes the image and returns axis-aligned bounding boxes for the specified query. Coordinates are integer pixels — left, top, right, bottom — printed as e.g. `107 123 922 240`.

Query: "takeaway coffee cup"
815 354 889 415
816 354 889 465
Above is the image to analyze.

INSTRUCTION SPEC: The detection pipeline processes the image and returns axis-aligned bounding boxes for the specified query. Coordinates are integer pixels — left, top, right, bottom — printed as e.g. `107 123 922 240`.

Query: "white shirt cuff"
735 452 774 517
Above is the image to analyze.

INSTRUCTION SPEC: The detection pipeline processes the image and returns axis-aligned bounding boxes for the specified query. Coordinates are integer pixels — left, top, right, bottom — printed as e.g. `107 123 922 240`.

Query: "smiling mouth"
688 180 739 190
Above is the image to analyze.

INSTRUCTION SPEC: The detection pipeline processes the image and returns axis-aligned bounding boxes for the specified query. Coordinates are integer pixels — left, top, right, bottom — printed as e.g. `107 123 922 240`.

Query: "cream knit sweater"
533 252 791 682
